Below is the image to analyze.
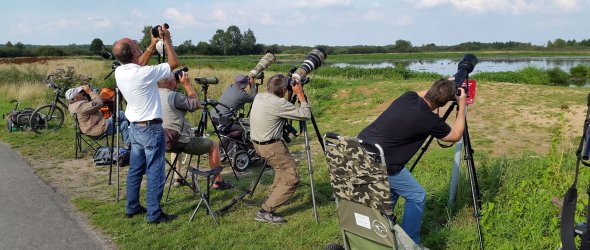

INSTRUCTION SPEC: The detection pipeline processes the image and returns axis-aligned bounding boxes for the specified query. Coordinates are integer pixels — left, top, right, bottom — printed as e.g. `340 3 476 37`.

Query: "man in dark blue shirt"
358 78 466 244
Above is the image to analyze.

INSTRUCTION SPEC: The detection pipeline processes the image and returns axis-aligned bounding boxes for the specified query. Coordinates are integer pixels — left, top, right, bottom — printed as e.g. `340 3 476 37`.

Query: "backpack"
93 146 129 166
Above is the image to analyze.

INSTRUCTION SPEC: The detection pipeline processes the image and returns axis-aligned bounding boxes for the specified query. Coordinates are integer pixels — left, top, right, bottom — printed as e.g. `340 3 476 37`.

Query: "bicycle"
29 74 68 134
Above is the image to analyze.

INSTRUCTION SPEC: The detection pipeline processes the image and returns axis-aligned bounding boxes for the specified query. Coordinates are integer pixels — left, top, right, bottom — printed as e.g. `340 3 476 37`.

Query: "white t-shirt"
115 63 170 122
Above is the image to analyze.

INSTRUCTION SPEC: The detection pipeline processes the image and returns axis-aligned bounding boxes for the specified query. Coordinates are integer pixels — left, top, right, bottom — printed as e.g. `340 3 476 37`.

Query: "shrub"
570 65 589 78
547 67 570 85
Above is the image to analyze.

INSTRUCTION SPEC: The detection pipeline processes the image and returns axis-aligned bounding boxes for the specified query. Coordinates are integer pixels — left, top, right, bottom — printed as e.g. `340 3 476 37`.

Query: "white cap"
65 86 83 101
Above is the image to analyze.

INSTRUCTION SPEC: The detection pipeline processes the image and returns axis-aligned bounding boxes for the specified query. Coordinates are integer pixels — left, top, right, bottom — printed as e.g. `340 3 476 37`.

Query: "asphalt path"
0 141 107 249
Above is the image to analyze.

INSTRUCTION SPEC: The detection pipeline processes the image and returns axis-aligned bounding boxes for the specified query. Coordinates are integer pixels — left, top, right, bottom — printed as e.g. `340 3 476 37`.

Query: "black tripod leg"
207 111 239 182
215 161 268 215
302 122 319 223
309 113 325 153
463 121 484 250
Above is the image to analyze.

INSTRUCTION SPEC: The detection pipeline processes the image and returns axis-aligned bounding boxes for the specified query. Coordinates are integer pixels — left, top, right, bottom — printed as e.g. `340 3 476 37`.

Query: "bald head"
113 38 136 64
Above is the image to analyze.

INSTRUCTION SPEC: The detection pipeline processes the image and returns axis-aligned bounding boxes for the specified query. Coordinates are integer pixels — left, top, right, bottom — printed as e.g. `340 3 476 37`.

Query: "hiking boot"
147 213 177 224
125 206 147 218
255 210 286 225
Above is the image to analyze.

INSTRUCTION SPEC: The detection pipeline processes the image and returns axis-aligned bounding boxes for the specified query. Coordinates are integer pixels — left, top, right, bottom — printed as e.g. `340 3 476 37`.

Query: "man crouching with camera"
249 74 311 225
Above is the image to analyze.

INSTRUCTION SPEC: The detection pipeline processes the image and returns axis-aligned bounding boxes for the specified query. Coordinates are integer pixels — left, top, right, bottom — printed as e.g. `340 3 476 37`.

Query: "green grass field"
1 54 590 249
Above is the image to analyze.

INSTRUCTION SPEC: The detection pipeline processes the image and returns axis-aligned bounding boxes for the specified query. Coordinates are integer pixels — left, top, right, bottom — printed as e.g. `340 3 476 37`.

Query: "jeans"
388 167 426 244
106 111 130 146
126 123 166 222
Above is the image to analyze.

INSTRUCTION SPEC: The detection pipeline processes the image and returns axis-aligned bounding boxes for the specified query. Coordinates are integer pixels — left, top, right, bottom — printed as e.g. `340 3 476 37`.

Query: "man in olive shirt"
249 74 311 225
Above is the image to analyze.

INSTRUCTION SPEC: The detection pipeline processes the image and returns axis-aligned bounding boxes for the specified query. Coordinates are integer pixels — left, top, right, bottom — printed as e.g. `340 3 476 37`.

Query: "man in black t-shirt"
358 78 466 244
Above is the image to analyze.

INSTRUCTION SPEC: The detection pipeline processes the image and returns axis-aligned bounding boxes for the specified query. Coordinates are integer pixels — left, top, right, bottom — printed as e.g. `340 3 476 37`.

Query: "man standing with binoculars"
113 23 179 224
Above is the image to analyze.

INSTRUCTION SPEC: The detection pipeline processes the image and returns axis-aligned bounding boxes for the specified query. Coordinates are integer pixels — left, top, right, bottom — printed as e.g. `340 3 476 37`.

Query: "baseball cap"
234 75 249 89
65 86 84 101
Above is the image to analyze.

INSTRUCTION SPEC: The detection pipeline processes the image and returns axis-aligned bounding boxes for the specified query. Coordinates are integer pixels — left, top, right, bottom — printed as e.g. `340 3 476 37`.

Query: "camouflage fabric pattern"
325 135 393 213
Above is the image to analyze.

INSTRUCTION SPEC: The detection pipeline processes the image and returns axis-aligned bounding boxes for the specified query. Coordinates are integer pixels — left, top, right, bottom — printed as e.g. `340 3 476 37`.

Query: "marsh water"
330 57 590 85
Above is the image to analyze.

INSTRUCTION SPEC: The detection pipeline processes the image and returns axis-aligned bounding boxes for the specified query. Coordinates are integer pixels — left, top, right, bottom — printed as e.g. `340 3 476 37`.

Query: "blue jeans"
388 167 426 244
106 111 130 146
126 123 166 222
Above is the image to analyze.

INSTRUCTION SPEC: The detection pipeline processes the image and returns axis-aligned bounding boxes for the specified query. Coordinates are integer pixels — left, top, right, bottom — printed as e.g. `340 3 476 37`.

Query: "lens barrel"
195 77 219 85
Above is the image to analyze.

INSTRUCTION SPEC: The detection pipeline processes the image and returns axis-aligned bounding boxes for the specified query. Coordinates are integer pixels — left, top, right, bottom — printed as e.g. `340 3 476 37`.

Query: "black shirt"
358 91 451 173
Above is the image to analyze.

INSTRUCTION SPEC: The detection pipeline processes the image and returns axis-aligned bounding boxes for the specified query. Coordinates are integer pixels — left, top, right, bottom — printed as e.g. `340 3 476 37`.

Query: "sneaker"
125 206 147 218
147 213 177 224
255 211 286 225
172 179 187 188
212 181 233 190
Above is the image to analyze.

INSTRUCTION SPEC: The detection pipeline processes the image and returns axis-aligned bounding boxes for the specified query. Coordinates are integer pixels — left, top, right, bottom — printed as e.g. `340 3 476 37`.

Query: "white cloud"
10 23 33 36
409 0 581 14
293 0 352 8
164 8 196 24
394 15 413 26
88 16 111 28
131 8 144 17
50 19 81 29
555 0 579 10
210 9 228 22
363 10 386 21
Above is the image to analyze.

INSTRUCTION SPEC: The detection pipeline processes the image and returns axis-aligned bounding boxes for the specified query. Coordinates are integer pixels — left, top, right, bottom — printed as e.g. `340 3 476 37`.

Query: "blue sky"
4 0 589 47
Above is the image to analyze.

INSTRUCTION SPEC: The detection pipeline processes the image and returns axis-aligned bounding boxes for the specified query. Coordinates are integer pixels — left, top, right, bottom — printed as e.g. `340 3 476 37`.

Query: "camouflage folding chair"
323 132 423 250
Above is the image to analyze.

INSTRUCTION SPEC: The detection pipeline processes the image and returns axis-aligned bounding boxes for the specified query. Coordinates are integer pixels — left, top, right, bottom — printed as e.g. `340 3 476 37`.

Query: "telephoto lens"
195 77 219 85
292 47 327 82
453 54 478 89
249 51 276 79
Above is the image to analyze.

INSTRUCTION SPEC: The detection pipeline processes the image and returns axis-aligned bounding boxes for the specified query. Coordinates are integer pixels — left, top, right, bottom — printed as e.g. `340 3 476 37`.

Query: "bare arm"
441 88 466 142
159 25 179 70
138 33 157 66
179 72 200 108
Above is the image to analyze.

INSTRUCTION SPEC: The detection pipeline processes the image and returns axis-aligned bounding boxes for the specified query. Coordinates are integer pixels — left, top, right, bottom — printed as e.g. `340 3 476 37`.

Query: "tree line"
2 25 590 58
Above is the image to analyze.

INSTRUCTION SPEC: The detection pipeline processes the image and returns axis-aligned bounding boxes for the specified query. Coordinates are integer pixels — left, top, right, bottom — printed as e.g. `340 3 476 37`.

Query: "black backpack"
93 147 129 166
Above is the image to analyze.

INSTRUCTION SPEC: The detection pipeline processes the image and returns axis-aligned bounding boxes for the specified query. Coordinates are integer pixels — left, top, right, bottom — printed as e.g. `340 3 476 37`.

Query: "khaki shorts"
174 137 214 155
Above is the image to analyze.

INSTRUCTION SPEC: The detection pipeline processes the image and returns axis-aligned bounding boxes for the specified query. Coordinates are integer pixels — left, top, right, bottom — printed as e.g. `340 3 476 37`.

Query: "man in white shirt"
113 24 179 224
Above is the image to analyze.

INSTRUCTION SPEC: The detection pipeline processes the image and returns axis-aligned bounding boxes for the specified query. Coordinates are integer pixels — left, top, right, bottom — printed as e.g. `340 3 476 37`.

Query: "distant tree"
177 40 196 55
15 42 25 50
89 38 104 54
5 41 13 48
195 41 211 55
139 26 152 50
241 29 256 54
393 39 412 52
549 38 567 49
225 25 243 55
210 29 226 55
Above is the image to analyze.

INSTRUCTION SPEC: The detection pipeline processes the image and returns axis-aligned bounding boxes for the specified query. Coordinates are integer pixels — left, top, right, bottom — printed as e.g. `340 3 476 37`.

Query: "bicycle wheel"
7 120 13 132
30 105 64 134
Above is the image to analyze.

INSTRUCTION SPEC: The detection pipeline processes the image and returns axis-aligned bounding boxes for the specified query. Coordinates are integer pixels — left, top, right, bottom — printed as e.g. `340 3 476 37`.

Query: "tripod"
561 93 590 250
216 160 269 215
287 88 323 223
192 83 239 182
103 64 123 201
408 100 484 249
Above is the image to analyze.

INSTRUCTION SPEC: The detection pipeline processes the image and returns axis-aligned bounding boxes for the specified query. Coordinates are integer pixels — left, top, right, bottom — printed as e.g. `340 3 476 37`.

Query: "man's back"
115 63 170 122
358 91 450 170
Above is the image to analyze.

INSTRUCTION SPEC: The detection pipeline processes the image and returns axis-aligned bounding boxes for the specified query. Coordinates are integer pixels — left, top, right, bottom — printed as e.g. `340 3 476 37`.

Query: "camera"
249 51 276 80
290 47 327 83
195 77 219 85
174 67 188 81
151 23 169 38
282 123 298 143
453 54 478 93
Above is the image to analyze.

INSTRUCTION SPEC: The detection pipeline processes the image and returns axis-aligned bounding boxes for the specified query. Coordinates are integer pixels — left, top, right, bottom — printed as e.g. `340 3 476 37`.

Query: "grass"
2 55 590 249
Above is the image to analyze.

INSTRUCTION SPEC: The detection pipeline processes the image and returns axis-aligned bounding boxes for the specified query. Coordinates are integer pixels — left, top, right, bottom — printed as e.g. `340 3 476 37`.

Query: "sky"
3 0 589 47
